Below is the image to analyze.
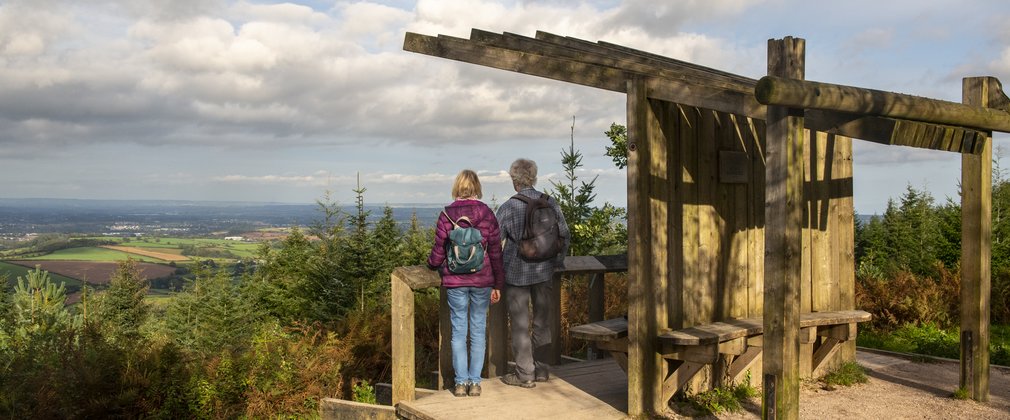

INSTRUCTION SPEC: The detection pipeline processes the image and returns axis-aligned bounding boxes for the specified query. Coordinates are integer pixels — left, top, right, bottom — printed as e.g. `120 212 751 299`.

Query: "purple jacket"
427 199 505 290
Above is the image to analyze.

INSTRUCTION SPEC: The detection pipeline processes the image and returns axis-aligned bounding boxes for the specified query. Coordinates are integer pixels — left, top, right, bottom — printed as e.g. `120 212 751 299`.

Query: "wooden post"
626 76 660 416
550 272 563 366
587 272 605 360
391 271 415 405
438 287 452 389
762 37 805 420
486 290 508 377
961 76 993 402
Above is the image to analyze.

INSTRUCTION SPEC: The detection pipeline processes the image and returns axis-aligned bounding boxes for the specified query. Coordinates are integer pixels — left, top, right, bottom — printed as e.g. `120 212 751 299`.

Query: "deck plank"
396 359 628 419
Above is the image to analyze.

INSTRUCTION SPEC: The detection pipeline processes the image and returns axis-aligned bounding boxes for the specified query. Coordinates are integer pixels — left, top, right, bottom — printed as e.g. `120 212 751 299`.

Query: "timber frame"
404 29 1010 418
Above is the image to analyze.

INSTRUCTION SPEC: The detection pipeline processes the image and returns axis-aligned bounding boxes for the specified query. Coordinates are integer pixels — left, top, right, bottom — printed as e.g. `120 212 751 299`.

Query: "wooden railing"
390 254 628 405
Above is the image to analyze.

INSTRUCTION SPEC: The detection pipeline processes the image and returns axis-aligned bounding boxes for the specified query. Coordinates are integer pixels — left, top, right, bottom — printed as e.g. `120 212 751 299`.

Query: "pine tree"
403 212 435 265
95 258 149 344
164 266 258 357
550 117 627 256
371 205 403 288
339 174 381 313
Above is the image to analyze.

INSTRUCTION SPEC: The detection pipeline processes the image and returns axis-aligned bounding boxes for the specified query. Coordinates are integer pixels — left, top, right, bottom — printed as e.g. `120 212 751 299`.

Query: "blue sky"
2 0 1009 214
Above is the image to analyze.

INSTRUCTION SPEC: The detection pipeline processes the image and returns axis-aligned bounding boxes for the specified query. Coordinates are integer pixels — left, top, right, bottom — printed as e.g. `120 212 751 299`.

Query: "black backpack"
511 193 563 262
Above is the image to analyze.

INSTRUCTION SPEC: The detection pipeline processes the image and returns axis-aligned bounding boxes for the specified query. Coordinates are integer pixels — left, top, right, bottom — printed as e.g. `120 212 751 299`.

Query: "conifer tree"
371 205 403 293
402 212 435 265
164 266 258 357
550 117 627 256
339 175 381 313
95 258 149 345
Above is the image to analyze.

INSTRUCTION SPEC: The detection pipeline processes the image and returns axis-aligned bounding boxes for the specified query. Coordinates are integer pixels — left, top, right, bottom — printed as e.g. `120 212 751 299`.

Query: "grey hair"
509 158 538 189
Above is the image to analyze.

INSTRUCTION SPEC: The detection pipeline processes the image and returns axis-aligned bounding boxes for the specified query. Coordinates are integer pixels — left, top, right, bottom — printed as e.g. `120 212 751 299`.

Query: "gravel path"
664 350 1010 419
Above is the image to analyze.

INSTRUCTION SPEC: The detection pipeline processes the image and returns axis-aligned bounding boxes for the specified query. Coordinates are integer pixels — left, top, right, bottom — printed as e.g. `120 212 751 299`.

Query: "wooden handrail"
390 254 628 405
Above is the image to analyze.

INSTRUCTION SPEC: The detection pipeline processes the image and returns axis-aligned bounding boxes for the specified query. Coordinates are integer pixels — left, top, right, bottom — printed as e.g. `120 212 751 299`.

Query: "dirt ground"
665 350 1010 419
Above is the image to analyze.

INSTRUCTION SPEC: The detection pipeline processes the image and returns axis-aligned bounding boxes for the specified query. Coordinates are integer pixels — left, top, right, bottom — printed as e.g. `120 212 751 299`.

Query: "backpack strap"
443 209 475 228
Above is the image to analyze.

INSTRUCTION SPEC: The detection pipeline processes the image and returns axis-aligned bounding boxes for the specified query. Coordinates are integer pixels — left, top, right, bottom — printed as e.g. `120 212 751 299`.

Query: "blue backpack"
441 210 486 274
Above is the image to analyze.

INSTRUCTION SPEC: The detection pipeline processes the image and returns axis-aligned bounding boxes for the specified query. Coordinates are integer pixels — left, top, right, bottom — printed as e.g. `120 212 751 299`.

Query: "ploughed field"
6 260 177 285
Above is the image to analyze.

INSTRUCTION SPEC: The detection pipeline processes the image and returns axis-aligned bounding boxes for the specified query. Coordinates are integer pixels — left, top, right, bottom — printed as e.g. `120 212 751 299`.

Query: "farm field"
0 261 81 288
21 246 167 263
101 245 190 262
6 260 178 285
98 237 261 258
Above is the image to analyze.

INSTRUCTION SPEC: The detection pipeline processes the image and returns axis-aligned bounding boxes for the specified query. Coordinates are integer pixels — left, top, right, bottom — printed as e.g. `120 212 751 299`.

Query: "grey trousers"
505 280 553 381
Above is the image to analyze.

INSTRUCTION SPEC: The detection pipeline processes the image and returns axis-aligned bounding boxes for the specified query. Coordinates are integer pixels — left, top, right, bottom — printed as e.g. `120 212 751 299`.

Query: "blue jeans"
446 286 492 386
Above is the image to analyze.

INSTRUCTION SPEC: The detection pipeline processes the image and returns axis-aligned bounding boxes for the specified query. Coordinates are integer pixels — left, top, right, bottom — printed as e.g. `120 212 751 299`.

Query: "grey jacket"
495 187 570 286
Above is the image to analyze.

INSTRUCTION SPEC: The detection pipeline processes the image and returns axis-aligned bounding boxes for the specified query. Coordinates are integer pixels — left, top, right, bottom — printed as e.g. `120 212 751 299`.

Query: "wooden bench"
570 310 872 402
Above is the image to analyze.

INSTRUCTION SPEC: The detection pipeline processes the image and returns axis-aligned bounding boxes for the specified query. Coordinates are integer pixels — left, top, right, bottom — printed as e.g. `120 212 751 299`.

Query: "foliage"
952 386 970 400
678 375 758 415
352 382 377 404
603 122 628 169
819 361 868 387
95 258 150 344
162 266 260 358
856 265 959 330
550 118 627 257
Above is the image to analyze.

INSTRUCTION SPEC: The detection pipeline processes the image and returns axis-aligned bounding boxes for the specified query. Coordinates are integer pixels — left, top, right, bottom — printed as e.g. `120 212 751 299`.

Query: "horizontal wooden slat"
570 317 629 341
392 265 440 290
562 254 628 274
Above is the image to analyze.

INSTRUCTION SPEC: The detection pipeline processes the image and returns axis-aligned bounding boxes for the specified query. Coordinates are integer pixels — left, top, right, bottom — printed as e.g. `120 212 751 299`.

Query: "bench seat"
570 310 872 403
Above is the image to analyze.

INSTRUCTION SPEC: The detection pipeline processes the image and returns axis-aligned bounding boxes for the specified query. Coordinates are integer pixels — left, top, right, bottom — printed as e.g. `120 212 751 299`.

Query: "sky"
2 0 1010 214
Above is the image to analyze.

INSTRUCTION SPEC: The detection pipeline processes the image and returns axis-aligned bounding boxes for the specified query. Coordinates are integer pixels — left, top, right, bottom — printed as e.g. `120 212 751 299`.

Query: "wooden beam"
756 75 1010 133
405 31 984 154
762 37 805 420
961 76 993 402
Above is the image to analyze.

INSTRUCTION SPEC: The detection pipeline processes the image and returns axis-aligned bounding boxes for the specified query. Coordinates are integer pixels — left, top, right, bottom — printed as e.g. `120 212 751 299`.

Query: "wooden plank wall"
634 100 854 390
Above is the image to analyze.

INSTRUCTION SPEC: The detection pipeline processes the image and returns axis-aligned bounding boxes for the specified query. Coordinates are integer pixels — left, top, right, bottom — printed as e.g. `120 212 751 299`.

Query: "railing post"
587 272 605 360
390 270 415 405
550 272 563 366
486 291 508 377
438 286 452 389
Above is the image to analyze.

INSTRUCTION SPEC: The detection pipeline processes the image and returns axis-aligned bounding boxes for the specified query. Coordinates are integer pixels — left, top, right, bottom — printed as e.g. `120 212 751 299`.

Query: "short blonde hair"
452 169 483 199
509 158 537 189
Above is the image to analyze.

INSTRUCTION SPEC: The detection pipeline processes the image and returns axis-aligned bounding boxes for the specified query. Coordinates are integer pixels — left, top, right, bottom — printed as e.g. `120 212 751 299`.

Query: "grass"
21 246 166 262
0 261 82 289
952 386 970 400
858 323 1010 366
820 361 868 387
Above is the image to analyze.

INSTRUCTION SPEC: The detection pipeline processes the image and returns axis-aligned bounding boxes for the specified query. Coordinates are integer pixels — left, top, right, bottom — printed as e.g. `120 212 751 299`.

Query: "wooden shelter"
400 29 1010 418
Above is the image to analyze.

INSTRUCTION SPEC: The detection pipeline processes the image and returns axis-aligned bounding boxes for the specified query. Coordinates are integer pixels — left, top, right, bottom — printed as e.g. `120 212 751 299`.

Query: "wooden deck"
396 358 628 419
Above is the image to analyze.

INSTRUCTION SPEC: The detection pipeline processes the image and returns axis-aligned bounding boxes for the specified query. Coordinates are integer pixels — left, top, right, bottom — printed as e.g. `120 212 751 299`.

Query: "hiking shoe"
535 371 549 383
468 383 481 397
452 383 468 397
500 373 535 388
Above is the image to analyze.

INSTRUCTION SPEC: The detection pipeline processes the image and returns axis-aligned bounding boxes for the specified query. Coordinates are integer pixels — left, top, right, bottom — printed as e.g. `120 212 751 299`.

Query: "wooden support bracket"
811 337 842 373
818 323 856 341
662 361 705 404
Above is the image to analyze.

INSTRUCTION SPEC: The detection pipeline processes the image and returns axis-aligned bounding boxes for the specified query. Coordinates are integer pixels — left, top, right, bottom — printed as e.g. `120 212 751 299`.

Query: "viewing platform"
396 358 627 420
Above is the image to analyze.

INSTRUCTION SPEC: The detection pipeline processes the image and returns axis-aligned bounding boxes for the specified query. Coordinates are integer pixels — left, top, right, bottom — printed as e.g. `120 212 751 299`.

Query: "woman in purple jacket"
427 169 505 398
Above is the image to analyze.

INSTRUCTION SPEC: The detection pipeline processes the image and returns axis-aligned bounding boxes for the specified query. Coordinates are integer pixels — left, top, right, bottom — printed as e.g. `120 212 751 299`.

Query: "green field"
99 237 261 258
0 261 82 290
22 247 166 263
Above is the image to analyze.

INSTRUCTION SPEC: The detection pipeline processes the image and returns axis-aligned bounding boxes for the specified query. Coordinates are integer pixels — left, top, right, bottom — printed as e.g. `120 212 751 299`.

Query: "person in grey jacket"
495 158 570 388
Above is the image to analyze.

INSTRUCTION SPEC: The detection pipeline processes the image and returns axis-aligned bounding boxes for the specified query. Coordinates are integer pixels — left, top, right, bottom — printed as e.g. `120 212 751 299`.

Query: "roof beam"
404 30 987 154
756 75 1010 133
